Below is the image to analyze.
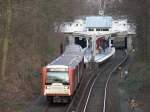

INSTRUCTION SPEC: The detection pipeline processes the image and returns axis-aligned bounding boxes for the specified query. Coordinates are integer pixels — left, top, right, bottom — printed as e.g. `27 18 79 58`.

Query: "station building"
58 19 85 33
58 16 113 34
56 16 135 63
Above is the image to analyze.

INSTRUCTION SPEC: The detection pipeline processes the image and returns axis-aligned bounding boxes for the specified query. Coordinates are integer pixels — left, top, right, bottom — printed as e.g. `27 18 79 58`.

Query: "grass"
1 0 12 80
120 62 150 96
47 40 58 56
0 100 24 112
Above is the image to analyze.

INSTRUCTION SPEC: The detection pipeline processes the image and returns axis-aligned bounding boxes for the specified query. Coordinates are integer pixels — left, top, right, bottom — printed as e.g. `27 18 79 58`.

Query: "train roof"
47 44 83 69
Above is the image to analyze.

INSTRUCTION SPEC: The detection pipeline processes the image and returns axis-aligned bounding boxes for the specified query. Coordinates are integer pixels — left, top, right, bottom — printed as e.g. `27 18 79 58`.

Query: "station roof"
73 31 119 38
85 16 112 28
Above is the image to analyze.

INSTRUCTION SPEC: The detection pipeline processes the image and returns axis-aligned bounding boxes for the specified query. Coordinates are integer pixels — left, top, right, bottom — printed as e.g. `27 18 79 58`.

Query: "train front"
42 65 72 103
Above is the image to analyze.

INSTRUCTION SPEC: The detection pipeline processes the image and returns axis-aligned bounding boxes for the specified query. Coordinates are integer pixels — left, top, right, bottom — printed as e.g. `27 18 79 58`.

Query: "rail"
103 50 128 112
78 50 128 112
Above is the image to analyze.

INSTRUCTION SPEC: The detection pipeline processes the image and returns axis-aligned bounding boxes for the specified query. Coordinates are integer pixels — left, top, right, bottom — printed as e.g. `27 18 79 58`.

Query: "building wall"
59 19 85 33
111 19 128 32
86 27 110 32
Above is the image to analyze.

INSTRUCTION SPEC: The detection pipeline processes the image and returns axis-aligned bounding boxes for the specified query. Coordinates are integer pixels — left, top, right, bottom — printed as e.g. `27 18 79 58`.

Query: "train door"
70 65 78 94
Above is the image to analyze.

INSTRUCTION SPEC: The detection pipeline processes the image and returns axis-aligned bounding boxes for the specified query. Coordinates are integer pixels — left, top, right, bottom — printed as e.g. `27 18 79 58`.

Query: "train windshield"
46 72 69 84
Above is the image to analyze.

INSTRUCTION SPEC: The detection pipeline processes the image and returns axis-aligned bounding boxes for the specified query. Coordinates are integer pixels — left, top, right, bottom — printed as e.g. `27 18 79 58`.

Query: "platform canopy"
72 31 119 39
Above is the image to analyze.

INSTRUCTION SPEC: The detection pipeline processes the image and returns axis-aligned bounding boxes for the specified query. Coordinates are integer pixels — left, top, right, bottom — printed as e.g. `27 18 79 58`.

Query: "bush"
120 62 150 95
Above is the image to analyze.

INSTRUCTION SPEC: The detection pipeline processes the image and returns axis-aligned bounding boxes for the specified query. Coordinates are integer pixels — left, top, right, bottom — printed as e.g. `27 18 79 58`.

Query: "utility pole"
99 0 102 10
103 0 106 13
98 0 104 15
1 0 12 80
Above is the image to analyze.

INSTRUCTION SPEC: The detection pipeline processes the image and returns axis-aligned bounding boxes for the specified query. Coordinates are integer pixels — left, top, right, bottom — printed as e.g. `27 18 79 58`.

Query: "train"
42 44 84 103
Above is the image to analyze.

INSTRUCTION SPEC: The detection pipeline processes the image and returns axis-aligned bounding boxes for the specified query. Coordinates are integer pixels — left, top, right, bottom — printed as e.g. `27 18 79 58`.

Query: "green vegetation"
0 98 24 112
47 41 57 56
112 0 150 62
120 62 150 96
1 0 12 80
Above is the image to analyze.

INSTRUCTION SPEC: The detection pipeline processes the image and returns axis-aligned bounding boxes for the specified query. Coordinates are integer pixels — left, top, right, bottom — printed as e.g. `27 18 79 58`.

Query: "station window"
88 28 94 31
96 28 101 31
102 29 109 31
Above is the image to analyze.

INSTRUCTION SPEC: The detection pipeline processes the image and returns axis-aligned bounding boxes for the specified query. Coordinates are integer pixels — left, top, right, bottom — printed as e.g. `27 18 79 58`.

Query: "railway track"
66 50 128 112
42 103 68 112
29 50 127 112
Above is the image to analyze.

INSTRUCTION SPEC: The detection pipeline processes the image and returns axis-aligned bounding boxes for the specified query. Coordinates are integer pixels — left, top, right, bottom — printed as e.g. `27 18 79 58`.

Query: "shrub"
120 62 150 95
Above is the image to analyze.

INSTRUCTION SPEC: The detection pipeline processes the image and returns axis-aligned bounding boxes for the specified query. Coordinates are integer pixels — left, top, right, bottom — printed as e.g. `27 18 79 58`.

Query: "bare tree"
107 0 150 62
1 0 12 80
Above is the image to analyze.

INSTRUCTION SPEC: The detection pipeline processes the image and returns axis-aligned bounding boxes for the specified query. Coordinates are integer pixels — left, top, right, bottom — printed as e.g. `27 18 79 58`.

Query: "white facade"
58 17 134 34
111 19 128 32
110 19 136 34
86 27 110 33
59 19 85 33
59 16 113 34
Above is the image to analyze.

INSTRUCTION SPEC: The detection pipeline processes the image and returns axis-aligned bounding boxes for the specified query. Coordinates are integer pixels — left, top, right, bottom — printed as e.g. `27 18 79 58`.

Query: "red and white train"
42 44 84 103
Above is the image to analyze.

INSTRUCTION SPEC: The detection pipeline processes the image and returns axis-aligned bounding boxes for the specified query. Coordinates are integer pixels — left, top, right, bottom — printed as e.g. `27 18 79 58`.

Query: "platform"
84 47 115 63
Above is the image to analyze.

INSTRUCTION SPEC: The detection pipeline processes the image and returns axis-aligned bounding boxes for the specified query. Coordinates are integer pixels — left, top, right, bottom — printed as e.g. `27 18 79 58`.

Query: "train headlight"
46 86 51 89
64 86 69 89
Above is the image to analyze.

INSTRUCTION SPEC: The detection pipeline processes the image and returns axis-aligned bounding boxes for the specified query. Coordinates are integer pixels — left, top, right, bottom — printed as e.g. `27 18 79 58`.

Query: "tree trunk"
147 12 150 62
1 0 12 80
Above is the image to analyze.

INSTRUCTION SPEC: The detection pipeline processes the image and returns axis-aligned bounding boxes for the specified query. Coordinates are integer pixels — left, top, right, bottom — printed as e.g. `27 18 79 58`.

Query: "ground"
119 51 150 112
0 32 66 112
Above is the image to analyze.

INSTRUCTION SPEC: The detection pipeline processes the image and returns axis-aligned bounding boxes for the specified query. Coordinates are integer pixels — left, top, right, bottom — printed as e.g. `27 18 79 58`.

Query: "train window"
46 71 69 84
88 28 94 31
96 28 101 31
102 29 109 31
